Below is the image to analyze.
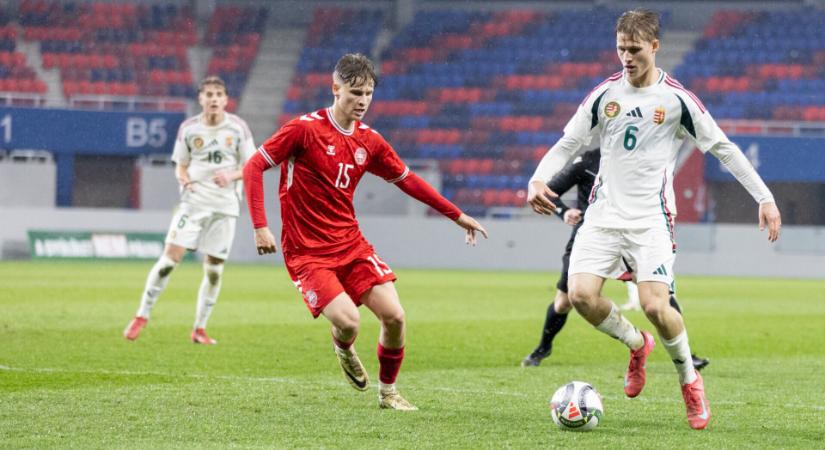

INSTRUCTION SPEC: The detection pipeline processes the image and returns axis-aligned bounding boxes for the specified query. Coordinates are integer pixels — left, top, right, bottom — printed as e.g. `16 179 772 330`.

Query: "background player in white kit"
527 10 781 430
124 76 256 344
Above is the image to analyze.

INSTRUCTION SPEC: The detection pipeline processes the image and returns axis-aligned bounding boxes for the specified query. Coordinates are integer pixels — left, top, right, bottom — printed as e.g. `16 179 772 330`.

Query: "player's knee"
203 262 224 285
641 300 669 324
337 312 360 335
157 255 179 277
381 308 405 330
555 291 573 312
568 286 595 307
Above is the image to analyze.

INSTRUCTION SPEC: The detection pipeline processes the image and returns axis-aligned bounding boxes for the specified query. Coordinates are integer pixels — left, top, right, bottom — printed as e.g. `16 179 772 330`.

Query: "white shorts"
569 223 675 288
165 203 236 260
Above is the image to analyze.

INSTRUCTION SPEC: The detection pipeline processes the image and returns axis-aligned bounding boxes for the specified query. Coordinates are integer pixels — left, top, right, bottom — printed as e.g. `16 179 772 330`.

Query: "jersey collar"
325 107 355 136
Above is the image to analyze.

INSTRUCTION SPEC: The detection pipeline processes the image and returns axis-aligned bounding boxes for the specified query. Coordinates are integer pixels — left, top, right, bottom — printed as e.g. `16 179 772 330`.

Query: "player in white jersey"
124 76 256 345
527 10 781 430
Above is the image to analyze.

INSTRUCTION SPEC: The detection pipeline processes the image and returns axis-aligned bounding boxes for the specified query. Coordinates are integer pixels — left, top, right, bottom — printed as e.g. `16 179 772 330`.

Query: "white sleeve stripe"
257 146 276 167
387 166 409 184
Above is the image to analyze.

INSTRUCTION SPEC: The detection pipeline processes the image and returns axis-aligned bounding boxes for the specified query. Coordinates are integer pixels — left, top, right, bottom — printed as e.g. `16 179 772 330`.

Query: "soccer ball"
549 381 604 431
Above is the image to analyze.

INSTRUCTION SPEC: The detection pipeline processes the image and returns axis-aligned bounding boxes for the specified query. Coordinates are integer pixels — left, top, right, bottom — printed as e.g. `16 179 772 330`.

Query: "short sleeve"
366 133 408 183
258 120 306 167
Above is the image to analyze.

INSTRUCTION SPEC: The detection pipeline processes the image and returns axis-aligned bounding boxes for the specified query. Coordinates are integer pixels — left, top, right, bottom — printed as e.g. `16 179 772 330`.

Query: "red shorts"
283 240 397 318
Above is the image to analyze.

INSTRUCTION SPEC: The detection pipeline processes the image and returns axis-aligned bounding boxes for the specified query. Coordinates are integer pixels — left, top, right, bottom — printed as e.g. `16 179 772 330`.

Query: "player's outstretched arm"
708 143 780 242
758 201 781 242
454 213 488 246
395 172 488 245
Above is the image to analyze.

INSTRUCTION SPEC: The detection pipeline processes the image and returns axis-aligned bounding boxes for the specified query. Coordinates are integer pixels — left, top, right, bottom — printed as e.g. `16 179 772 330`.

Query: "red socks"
332 335 354 350
377 344 405 384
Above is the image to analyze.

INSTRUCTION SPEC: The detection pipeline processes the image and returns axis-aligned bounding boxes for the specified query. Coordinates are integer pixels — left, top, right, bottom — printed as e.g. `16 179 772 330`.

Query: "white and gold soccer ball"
549 381 604 431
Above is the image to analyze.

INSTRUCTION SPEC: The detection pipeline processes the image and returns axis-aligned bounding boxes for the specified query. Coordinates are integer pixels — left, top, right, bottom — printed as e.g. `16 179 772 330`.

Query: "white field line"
2 364 824 412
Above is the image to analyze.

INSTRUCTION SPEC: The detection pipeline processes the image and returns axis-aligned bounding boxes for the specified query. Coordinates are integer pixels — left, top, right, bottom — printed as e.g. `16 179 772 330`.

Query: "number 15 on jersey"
335 163 354 189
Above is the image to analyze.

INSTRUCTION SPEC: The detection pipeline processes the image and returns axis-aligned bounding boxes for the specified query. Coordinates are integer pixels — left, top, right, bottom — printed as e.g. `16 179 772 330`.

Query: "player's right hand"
527 180 558 215
563 208 582 225
179 179 195 192
254 227 278 255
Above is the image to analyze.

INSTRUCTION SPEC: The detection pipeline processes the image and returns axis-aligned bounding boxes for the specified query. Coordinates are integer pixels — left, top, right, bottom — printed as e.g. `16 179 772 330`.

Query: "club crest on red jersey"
653 106 666 124
305 290 318 307
604 101 620 118
354 147 367 165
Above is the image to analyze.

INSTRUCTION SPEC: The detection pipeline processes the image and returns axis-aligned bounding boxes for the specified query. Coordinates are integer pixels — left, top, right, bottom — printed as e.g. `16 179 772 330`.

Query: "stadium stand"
283 8 636 216
10 0 266 112
203 4 268 112
675 9 825 121
0 3 47 105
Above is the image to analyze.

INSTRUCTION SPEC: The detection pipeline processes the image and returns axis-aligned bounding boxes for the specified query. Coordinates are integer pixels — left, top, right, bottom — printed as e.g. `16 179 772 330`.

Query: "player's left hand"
213 169 233 188
455 213 489 246
758 201 781 242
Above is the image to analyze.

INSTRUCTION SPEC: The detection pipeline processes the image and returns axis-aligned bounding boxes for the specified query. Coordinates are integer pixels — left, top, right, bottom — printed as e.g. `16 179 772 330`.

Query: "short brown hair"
334 53 378 87
616 9 660 42
198 75 226 93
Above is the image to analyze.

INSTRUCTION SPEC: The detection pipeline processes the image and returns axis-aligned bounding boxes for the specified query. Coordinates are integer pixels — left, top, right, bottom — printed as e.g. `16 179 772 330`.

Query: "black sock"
669 295 682 315
534 301 568 356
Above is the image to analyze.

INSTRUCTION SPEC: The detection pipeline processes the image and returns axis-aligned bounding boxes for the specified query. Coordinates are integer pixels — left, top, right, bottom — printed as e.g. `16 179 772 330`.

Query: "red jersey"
255 108 408 255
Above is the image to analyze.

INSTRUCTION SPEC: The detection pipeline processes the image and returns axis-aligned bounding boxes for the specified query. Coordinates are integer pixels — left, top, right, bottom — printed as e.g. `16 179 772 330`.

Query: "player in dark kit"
243 54 488 410
521 148 710 370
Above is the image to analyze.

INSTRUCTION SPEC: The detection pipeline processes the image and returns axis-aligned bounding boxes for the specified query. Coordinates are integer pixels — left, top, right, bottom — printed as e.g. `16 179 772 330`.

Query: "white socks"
595 303 644 350
136 255 178 318
625 281 640 307
194 262 224 329
661 330 697 385
379 382 396 394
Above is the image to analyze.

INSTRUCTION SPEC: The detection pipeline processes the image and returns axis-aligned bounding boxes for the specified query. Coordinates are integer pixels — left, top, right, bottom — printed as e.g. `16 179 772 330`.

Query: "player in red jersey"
243 53 488 410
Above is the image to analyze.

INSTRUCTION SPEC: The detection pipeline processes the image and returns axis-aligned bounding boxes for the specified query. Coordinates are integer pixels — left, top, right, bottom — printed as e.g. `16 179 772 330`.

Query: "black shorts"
555 222 582 293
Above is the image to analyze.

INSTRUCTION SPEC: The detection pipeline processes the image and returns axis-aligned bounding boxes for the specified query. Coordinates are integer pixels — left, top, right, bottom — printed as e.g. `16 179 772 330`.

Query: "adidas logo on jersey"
626 106 643 118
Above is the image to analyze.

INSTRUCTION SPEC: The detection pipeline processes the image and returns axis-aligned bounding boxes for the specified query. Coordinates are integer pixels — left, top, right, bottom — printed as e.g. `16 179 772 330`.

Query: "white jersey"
555 69 772 230
171 113 256 217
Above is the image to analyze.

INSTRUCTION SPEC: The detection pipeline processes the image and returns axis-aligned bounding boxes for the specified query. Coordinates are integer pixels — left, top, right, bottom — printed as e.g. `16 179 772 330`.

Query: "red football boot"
123 316 148 341
191 328 217 345
682 371 711 430
624 330 654 398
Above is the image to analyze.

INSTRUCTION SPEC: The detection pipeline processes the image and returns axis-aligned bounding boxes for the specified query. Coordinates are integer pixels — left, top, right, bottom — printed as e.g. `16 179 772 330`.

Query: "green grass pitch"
1 260 824 448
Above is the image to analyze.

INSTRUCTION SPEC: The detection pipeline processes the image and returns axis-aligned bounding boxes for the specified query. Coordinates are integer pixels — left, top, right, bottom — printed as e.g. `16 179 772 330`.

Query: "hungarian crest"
604 101 620 118
653 106 666 124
